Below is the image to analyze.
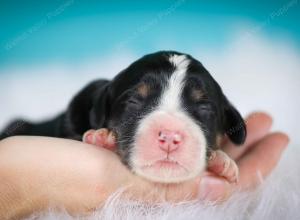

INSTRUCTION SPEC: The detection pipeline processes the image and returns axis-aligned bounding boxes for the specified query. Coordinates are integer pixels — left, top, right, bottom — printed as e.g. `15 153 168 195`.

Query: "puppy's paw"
82 128 117 151
207 150 239 183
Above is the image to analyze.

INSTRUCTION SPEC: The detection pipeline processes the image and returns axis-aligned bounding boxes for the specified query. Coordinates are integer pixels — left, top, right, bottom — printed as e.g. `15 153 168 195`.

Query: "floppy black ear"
223 98 247 145
66 79 110 138
89 82 111 129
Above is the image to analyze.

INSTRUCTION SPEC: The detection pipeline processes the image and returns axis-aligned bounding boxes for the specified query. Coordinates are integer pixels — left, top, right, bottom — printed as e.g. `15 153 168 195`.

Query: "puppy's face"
96 51 246 183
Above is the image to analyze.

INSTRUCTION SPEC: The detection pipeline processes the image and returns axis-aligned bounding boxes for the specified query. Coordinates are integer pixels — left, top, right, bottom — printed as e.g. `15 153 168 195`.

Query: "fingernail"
198 176 227 201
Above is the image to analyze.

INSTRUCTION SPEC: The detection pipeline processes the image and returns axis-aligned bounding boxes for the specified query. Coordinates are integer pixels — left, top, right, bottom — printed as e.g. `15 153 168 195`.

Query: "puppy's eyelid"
127 98 140 107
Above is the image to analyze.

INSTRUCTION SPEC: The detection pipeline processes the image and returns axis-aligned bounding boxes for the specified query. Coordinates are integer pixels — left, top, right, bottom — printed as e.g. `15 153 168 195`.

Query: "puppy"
0 51 246 183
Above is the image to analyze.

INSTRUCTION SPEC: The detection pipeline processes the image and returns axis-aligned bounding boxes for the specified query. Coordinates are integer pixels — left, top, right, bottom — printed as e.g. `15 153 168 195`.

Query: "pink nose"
158 130 183 153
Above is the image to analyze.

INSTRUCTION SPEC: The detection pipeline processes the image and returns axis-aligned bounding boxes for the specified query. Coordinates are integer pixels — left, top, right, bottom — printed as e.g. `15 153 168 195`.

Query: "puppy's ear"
89 83 111 129
222 97 247 145
66 80 110 137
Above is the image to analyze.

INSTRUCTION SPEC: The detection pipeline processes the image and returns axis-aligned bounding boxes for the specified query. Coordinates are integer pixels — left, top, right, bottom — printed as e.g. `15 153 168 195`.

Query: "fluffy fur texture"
25 147 300 220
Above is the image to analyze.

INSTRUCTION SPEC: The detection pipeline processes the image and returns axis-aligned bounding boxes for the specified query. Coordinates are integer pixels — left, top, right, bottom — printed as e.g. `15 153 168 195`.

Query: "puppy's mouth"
132 156 200 183
141 157 189 172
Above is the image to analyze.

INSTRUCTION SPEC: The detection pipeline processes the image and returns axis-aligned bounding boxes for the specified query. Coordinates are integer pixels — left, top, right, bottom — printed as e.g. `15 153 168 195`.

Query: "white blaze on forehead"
159 54 190 111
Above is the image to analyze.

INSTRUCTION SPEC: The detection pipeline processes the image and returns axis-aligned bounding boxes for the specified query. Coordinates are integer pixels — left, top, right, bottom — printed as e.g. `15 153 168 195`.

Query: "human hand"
197 112 289 201
0 112 289 219
0 136 133 219
0 136 201 219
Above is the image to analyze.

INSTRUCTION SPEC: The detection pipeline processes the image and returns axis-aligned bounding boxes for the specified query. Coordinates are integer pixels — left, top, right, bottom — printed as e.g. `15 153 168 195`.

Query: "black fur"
0 51 246 165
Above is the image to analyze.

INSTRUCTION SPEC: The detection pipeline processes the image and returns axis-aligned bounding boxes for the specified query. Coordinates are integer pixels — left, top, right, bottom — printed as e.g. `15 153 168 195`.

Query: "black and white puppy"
0 51 246 183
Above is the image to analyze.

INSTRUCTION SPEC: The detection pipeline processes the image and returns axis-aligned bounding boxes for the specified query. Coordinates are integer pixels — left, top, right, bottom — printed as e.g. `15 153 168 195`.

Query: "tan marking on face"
191 89 205 101
137 83 150 98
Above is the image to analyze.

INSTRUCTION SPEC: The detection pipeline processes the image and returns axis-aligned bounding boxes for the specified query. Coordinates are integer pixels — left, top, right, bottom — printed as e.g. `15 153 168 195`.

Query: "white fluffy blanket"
26 146 300 220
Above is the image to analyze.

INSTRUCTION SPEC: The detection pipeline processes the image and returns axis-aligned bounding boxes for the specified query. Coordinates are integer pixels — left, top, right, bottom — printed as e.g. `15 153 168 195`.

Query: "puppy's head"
92 51 246 183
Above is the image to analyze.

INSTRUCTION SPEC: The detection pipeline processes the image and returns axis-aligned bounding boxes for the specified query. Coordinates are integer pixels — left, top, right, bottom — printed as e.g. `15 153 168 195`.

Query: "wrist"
0 138 46 219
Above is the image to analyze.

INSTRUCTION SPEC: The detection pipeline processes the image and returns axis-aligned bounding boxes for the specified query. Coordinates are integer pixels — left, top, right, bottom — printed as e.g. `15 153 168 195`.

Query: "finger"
237 132 289 190
223 112 273 160
207 150 239 183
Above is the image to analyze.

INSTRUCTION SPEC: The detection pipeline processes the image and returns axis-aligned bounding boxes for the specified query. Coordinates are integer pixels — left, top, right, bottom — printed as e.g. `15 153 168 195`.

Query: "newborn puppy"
0 51 246 183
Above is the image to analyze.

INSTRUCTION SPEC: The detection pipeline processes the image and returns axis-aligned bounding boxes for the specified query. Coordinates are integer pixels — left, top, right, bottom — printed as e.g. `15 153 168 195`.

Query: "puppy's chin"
132 162 204 183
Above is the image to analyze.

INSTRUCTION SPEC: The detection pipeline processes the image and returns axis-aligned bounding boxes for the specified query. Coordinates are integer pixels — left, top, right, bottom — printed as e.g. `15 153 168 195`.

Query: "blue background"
0 0 299 145
1 0 299 67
